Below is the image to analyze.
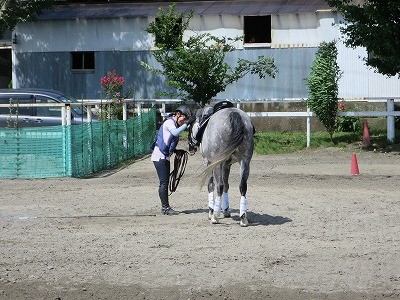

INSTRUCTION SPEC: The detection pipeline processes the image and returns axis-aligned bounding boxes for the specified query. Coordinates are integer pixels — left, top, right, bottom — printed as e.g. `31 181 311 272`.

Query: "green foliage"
335 116 360 132
0 0 55 38
145 4 191 50
142 4 277 106
254 131 308 154
254 131 359 154
254 129 400 155
326 0 400 77
335 101 361 133
306 41 341 140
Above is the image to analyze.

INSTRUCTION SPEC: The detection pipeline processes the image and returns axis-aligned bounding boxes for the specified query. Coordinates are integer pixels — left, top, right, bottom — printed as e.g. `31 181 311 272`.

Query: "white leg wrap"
240 196 248 217
214 197 222 216
221 192 229 210
208 192 214 209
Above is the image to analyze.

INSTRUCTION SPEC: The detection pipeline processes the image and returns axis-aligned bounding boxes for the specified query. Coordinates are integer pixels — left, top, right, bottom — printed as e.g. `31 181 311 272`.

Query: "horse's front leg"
207 175 214 220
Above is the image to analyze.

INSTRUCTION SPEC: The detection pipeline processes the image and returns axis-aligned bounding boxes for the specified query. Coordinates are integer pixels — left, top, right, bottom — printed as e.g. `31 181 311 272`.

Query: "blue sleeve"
170 123 188 136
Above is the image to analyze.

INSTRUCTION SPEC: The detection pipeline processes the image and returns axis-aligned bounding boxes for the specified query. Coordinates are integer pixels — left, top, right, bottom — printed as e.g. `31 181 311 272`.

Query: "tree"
306 41 342 140
326 0 400 77
0 0 55 38
141 4 277 106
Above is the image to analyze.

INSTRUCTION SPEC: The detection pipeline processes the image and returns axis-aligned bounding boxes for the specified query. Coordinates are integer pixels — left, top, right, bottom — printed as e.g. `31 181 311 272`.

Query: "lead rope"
169 149 189 195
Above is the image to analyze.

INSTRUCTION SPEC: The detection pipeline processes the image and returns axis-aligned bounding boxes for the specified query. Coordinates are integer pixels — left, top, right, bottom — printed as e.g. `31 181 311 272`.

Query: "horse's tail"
200 111 245 187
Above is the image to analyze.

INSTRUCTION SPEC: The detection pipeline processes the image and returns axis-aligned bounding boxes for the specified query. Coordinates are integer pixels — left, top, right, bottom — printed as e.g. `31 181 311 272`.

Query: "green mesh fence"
0 107 156 178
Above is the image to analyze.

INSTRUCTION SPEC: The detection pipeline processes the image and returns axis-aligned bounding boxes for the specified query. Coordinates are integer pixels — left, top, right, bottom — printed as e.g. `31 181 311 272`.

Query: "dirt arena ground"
1 145 400 300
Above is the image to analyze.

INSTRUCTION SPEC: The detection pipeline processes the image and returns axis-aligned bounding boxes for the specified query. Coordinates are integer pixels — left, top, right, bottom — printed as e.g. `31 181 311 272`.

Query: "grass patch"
254 130 400 155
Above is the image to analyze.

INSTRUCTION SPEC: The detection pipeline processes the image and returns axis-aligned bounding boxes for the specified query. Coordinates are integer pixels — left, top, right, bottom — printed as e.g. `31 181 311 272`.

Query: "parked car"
0 89 96 128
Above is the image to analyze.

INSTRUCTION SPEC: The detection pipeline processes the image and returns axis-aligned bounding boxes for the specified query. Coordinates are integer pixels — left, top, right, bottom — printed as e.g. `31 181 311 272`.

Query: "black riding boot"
159 184 178 215
159 183 169 209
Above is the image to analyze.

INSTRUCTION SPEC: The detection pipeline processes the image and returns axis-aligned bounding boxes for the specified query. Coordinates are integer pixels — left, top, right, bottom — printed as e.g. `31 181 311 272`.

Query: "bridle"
188 121 199 154
188 108 214 154
187 107 213 154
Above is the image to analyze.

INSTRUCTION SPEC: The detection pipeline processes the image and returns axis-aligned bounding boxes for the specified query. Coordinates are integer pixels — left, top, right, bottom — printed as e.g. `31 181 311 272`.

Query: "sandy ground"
1 145 400 300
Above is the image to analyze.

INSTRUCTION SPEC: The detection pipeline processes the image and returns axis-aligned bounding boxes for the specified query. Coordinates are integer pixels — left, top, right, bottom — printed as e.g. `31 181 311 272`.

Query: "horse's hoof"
208 208 214 220
240 219 249 227
210 217 219 224
210 213 219 224
223 208 231 218
240 213 249 227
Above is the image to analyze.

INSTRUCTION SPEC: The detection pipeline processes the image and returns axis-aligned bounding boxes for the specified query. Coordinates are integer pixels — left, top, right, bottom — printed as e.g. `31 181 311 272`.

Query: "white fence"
102 97 400 147
230 98 400 147
2 97 399 147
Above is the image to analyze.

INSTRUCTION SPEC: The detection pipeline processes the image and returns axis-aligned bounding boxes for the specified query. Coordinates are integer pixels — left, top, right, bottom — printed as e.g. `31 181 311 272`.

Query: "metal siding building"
11 1 400 100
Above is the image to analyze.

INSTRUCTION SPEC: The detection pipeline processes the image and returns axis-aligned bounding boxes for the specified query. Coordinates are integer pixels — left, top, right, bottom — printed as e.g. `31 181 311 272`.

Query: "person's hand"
185 115 196 126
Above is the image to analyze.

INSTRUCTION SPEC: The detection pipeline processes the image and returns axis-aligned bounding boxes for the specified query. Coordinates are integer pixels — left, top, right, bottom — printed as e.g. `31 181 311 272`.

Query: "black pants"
153 159 170 208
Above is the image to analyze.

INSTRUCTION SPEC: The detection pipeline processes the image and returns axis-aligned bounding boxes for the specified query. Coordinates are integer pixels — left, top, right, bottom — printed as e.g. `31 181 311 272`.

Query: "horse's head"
188 106 213 155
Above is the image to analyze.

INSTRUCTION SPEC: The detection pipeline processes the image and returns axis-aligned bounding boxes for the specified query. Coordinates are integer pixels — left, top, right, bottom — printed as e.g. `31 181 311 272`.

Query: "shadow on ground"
181 208 292 226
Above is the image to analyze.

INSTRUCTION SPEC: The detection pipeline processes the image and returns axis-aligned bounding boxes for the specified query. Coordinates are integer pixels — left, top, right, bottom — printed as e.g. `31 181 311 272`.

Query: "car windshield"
56 94 87 115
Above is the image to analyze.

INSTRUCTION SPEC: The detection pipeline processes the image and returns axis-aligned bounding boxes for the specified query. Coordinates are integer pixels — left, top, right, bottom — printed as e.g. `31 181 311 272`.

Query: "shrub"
306 41 342 140
100 70 125 120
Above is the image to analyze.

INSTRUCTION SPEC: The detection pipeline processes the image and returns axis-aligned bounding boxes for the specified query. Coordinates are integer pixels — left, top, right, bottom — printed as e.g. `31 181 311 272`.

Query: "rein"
169 149 189 195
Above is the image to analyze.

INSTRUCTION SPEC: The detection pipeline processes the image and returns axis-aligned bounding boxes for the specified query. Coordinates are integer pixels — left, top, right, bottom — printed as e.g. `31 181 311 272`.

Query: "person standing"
151 105 195 215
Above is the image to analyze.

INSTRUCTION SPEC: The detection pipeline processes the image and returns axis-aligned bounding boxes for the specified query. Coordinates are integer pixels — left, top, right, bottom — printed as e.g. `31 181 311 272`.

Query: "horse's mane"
200 110 245 187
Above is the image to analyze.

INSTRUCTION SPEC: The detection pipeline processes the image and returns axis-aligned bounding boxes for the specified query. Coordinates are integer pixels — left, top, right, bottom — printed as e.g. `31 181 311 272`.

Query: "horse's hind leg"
239 159 250 227
210 166 223 224
222 163 231 218
207 175 214 220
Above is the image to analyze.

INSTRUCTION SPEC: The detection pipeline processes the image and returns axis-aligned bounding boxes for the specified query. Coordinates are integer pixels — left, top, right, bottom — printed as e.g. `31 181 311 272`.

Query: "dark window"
0 49 12 77
244 15 272 44
71 51 95 72
35 96 61 117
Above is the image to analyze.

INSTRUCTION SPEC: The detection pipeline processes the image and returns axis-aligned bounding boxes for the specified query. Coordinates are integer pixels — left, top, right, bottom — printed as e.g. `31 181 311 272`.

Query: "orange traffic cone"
362 120 370 148
351 153 360 175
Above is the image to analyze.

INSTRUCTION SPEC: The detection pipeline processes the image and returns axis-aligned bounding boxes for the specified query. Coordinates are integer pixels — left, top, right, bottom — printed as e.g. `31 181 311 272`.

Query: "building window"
71 51 95 72
244 15 272 44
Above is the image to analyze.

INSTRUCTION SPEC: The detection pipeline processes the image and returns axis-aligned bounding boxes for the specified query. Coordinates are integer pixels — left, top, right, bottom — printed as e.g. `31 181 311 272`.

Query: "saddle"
194 101 234 145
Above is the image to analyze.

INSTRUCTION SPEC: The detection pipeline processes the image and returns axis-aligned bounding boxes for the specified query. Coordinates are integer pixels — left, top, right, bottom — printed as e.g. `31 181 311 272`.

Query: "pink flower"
100 70 125 99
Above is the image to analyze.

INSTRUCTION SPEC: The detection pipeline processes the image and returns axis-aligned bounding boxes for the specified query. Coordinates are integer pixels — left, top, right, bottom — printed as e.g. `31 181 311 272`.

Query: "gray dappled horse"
188 103 254 227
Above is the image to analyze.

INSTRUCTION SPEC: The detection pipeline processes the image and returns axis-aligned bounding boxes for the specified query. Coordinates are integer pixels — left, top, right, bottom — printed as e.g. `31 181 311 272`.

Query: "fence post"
61 106 66 126
137 102 142 116
122 101 127 120
161 102 166 117
387 99 395 142
307 106 311 148
66 104 71 126
86 105 92 123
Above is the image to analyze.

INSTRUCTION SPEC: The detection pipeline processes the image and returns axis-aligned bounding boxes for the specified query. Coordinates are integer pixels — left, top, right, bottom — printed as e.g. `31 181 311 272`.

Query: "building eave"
38 0 333 20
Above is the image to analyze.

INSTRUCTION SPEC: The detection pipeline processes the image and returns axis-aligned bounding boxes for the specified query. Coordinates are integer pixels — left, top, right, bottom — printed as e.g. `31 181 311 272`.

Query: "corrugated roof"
38 1 332 20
